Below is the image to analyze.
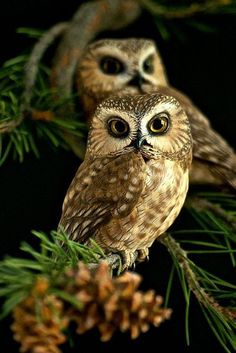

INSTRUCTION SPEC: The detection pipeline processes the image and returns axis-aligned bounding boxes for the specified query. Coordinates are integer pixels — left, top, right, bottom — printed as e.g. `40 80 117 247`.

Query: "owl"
76 38 236 189
59 93 192 269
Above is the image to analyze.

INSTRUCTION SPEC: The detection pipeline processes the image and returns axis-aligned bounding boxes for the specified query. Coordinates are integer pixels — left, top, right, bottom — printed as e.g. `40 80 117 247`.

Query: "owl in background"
59 93 192 269
77 38 168 116
76 38 236 190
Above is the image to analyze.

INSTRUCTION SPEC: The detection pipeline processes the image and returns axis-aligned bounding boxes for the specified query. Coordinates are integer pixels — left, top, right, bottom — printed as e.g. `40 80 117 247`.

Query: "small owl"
77 38 168 116
59 93 192 269
77 38 236 189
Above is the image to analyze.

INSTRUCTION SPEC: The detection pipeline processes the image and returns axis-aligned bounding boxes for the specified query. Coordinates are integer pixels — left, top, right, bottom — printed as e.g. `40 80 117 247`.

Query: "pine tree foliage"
0 53 86 165
161 191 236 352
0 230 172 353
0 230 104 318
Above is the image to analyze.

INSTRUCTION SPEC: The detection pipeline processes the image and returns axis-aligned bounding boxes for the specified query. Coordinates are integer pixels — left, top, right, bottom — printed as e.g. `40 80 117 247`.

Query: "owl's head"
77 38 167 100
87 93 192 165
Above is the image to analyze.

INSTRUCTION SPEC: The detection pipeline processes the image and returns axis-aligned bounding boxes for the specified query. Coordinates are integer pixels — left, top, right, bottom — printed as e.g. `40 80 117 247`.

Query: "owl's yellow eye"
108 117 130 138
100 56 124 75
143 55 154 74
148 113 169 134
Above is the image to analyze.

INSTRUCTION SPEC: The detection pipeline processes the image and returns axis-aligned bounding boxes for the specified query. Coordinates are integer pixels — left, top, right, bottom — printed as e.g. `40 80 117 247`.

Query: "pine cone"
11 278 68 353
65 261 172 341
11 262 172 352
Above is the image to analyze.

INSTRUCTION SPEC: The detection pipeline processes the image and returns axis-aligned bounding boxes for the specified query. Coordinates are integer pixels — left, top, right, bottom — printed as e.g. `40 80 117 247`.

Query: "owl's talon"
119 250 137 271
137 248 149 262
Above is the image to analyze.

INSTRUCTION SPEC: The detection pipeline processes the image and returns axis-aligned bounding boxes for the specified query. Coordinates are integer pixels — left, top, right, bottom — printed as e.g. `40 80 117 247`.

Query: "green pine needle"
16 27 46 39
0 53 87 165
162 191 236 352
0 229 105 318
143 0 236 41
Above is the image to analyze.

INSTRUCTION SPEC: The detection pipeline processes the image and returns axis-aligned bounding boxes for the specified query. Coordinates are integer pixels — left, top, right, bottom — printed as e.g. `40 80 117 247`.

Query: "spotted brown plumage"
59 93 192 268
77 38 236 189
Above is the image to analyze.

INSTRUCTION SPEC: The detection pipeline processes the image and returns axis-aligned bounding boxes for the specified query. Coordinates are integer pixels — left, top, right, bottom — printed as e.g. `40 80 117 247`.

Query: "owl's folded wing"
59 152 146 243
149 85 236 188
167 86 236 187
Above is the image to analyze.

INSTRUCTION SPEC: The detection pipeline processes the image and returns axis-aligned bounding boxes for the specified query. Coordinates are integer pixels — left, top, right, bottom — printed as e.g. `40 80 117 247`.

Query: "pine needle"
0 52 86 165
0 229 104 317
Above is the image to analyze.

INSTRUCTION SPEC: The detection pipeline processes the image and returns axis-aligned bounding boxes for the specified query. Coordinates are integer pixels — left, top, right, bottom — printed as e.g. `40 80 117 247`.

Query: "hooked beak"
128 73 148 88
129 132 151 150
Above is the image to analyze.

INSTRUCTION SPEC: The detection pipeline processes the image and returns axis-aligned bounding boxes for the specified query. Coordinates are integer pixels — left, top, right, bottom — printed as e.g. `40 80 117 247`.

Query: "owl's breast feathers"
59 152 146 243
59 151 189 253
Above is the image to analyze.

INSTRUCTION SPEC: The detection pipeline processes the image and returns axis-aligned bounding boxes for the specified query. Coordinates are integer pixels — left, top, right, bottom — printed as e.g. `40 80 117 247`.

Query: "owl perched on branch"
77 38 236 190
59 93 192 269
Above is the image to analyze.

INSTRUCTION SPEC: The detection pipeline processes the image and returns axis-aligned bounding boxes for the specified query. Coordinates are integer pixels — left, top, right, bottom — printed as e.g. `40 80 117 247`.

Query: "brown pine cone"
65 261 172 341
11 278 68 353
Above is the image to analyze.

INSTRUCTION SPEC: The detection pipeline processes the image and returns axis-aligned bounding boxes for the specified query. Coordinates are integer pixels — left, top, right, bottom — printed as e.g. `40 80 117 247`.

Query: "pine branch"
140 0 236 41
0 54 86 165
0 190 235 352
141 0 236 19
161 234 236 352
0 230 171 353
185 195 236 231
22 23 69 117
2 0 236 164
160 191 236 352
51 0 141 98
161 235 236 320
0 0 141 163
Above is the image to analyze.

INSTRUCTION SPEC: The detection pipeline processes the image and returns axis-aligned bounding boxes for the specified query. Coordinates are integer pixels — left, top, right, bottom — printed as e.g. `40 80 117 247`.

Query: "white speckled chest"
96 159 189 253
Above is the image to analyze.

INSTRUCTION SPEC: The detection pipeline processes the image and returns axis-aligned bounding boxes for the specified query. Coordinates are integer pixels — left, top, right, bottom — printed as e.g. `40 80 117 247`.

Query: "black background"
0 1 236 352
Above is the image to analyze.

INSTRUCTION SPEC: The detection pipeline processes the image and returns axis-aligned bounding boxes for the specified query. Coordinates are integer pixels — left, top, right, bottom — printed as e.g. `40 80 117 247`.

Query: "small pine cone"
65 261 172 342
11 278 68 353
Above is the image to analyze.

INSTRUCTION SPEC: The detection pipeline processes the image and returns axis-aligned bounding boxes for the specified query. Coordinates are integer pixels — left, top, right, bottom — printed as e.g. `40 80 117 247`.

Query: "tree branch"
160 234 236 321
140 0 234 19
186 195 236 231
0 22 69 134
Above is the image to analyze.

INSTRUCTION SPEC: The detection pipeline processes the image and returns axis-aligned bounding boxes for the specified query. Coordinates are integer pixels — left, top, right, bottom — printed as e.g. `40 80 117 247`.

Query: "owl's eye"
100 56 124 75
143 55 154 74
107 117 130 138
148 113 169 135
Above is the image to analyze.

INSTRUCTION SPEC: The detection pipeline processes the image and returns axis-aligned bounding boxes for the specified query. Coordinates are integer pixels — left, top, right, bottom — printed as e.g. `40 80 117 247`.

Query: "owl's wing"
148 85 236 188
59 152 146 243
190 122 236 188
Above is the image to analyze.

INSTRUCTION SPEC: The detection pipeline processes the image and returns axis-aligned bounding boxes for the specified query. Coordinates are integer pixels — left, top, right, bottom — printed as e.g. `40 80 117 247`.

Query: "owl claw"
137 248 149 262
119 250 137 271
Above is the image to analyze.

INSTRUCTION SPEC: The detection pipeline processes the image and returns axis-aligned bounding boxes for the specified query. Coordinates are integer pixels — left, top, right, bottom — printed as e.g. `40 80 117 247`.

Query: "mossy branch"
141 0 236 19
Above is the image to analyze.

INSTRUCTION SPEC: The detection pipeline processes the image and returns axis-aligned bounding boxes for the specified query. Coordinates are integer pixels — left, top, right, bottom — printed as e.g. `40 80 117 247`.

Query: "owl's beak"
128 132 150 150
128 73 148 88
135 137 145 149
134 133 150 150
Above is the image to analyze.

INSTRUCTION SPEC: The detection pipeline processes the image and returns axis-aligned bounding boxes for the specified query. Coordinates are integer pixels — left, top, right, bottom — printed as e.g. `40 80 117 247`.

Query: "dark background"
0 1 236 352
